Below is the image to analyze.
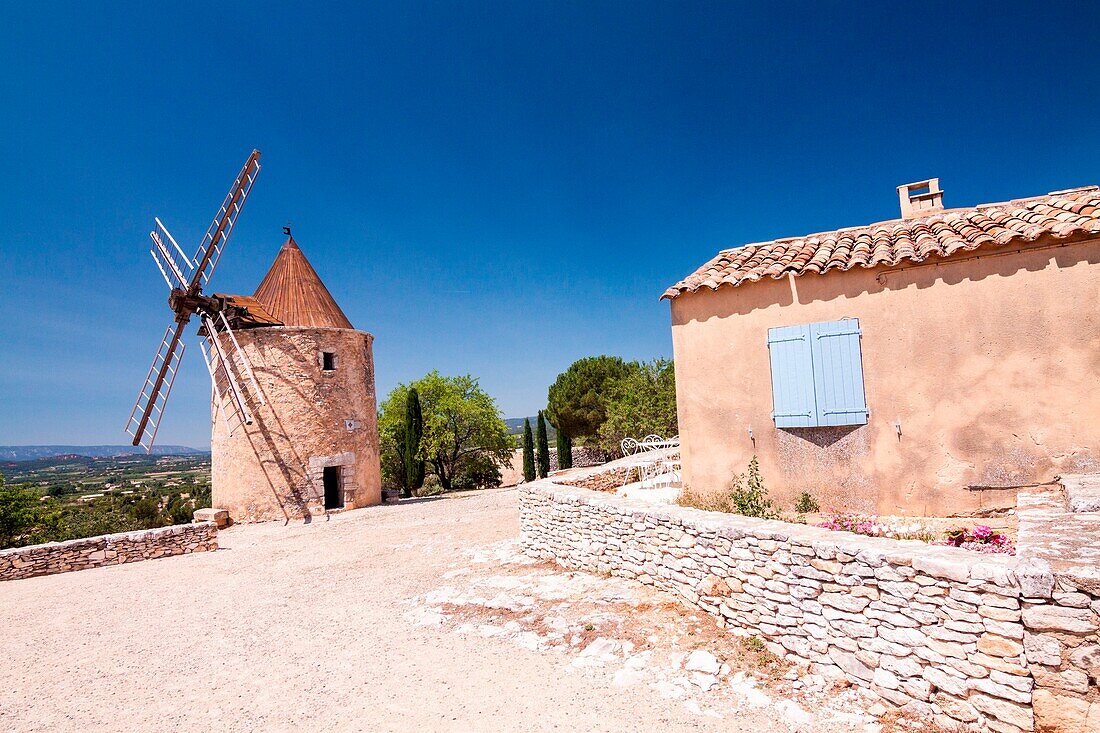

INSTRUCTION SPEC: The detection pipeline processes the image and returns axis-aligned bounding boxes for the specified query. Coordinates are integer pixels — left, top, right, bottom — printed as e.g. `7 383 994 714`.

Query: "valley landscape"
0 450 211 546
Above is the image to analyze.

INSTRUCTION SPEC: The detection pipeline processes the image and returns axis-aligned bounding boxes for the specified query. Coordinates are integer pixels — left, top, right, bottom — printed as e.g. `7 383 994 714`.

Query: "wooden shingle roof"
252 235 354 329
663 186 1100 300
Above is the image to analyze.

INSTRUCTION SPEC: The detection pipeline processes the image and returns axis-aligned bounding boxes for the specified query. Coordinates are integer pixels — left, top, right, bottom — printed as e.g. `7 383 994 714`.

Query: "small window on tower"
322 352 337 371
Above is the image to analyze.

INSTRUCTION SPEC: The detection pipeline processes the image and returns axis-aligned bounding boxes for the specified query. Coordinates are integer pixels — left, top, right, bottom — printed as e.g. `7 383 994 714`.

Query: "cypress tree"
403 388 425 497
522 418 536 482
556 429 572 470
536 411 550 478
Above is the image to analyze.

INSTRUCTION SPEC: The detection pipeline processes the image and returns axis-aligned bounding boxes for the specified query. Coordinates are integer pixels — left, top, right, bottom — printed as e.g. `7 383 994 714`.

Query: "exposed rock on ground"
410 536 891 732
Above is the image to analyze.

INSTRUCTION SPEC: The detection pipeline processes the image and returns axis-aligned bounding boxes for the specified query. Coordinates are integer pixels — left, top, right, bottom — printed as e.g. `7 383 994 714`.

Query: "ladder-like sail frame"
124 324 187 451
125 150 261 450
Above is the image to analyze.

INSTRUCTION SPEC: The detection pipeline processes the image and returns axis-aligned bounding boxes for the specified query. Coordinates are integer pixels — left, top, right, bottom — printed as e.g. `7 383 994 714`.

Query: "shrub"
132 497 164 528
793 492 819 514
451 453 502 491
0 478 59 548
414 477 444 498
677 484 734 513
728 457 777 519
677 456 777 519
165 494 195 524
52 499 141 541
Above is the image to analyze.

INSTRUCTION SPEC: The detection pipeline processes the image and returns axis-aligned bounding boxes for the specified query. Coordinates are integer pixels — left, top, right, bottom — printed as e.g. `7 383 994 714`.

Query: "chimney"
897 178 944 219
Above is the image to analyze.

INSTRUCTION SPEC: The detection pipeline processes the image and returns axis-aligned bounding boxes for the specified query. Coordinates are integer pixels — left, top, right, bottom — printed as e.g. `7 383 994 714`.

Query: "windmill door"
323 466 344 509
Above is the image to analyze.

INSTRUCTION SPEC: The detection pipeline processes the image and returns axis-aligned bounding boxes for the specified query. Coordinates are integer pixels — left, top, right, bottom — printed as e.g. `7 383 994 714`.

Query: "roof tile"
252 236 354 329
662 186 1100 300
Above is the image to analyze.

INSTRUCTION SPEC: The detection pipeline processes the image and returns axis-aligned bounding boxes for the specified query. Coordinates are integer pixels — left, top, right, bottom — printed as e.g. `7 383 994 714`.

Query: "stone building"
209 233 382 523
664 181 1100 516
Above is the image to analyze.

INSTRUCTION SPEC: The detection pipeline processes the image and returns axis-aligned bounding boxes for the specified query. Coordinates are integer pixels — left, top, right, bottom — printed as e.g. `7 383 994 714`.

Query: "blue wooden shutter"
808 319 868 426
767 324 818 428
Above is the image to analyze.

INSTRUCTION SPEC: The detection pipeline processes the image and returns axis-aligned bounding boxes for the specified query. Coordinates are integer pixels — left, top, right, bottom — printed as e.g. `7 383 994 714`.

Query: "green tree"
403 387 426 497
598 359 678 455
0 476 58 549
522 418 535 482
555 429 572 470
166 494 196 525
378 392 410 495
131 497 164 528
379 372 512 493
546 356 640 440
536 412 550 478
53 498 140 541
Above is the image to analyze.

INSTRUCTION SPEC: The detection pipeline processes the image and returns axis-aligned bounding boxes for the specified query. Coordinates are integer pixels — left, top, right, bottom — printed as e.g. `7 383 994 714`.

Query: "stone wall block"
517 483 1100 733
1 522 218 581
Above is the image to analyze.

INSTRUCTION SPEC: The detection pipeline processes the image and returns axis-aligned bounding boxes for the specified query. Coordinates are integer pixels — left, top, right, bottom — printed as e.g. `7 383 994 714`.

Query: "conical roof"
252 234 354 329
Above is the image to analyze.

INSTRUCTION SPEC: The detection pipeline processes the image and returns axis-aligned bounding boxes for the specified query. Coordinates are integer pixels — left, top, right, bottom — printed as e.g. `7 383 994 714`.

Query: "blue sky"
2 2 1098 448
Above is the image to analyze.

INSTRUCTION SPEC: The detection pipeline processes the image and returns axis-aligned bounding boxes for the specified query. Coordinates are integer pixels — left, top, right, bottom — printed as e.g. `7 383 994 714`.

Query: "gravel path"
1 489 879 732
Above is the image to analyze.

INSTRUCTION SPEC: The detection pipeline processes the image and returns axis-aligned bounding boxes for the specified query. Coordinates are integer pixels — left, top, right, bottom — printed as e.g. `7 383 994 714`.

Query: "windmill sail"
149 218 193 290
200 338 248 436
126 149 261 452
201 315 256 434
217 311 265 406
190 150 261 289
201 342 230 434
124 323 187 450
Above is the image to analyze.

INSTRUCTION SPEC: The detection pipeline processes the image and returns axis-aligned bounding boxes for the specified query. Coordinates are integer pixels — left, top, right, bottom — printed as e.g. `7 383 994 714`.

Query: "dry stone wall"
520 483 1098 732
1016 487 1100 731
559 466 634 492
0 522 218 581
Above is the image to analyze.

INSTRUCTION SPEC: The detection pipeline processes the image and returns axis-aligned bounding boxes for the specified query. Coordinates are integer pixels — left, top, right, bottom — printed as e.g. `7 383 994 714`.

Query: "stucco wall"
669 238 1100 515
211 326 382 523
0 522 218 581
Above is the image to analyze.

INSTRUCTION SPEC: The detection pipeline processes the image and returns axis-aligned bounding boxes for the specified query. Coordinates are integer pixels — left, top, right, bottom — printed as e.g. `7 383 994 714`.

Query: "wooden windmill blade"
189 150 261 290
124 322 188 450
217 310 266 406
199 338 235 435
124 148 262 453
201 315 254 432
149 218 194 290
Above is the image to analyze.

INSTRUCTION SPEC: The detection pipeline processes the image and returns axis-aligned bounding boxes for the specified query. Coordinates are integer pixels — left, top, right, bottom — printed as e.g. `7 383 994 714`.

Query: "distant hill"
504 417 557 439
1 454 98 474
0 445 208 461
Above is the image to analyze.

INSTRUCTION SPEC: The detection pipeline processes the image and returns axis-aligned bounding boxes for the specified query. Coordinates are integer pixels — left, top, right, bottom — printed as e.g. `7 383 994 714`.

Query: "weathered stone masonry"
1016 483 1100 732
520 483 1100 732
0 522 218 582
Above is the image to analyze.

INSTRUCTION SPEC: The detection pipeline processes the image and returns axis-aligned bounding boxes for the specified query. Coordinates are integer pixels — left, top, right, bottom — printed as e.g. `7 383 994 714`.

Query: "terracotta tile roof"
662 186 1100 300
252 235 355 329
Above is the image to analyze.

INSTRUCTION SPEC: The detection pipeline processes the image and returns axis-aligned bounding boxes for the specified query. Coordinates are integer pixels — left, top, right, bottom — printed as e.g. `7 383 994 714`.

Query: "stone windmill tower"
125 151 381 524
209 230 382 522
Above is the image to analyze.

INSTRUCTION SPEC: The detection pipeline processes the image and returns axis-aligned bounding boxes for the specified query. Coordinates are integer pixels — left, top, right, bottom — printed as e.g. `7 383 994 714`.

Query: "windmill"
124 150 264 452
